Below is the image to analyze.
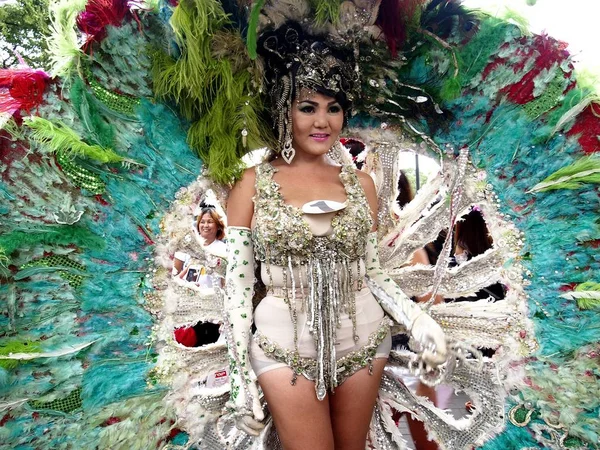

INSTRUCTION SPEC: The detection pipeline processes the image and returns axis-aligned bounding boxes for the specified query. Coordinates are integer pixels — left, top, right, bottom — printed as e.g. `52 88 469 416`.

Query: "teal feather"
82 361 158 411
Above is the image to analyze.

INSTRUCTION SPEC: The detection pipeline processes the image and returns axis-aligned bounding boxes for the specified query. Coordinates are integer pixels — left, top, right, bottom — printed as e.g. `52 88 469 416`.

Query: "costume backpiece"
1 0 599 449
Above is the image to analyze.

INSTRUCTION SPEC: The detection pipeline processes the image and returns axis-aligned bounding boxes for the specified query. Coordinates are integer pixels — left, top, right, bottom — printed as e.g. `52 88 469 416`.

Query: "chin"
304 142 335 155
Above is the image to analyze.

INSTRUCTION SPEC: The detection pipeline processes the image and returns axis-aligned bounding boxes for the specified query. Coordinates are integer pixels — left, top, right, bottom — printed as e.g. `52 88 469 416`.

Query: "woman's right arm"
227 167 256 227
223 167 264 434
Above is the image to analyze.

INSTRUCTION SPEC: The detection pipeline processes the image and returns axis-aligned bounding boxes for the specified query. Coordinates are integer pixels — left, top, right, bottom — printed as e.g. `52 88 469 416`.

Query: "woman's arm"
355 169 378 232
227 167 256 227
223 167 264 434
356 170 447 367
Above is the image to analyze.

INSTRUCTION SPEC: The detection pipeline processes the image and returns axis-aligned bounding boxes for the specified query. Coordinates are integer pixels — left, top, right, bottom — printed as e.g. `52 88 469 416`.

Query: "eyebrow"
297 99 340 106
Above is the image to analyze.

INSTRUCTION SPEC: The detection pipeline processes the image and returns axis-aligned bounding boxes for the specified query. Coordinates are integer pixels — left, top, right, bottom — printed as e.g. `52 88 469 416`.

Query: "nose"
314 110 328 128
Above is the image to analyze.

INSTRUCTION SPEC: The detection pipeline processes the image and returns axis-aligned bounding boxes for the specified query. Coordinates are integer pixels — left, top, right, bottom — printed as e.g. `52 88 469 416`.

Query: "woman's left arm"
357 171 447 368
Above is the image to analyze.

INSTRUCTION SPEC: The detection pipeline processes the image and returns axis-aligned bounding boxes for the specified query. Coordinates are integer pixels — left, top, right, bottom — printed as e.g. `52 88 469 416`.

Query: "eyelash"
298 105 342 114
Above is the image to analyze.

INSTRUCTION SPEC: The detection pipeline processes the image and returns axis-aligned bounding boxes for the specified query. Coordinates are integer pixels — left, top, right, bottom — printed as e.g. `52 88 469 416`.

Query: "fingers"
248 384 265 421
237 414 265 436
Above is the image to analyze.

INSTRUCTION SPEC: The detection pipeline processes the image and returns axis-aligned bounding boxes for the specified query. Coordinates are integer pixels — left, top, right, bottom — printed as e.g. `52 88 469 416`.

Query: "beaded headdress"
257 22 359 154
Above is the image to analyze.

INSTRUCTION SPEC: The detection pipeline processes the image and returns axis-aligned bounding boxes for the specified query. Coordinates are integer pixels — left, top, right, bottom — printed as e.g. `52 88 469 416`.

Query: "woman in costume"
223 23 448 449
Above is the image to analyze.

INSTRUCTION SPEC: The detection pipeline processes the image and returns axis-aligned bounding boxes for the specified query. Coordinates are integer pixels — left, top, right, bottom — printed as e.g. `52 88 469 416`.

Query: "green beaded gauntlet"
223 227 264 435
364 232 447 367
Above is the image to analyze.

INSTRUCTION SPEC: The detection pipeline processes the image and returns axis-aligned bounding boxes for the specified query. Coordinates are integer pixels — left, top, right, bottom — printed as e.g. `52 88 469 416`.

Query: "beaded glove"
223 227 264 435
364 232 447 368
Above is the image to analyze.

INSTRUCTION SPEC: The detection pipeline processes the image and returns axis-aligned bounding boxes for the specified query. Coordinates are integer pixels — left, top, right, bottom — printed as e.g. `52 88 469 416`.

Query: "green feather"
310 0 342 24
559 282 600 310
70 77 116 148
440 77 462 101
152 0 272 183
576 282 600 291
550 94 599 137
47 0 88 77
0 226 105 257
576 298 600 310
529 155 600 192
0 247 7 269
246 0 265 60
0 340 42 370
24 116 136 166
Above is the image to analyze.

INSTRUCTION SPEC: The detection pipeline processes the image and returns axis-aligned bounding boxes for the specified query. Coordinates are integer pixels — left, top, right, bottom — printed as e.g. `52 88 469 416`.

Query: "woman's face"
198 213 218 243
291 90 344 158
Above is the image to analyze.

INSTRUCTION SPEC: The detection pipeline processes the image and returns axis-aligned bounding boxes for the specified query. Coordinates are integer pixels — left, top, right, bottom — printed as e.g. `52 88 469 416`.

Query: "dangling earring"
281 133 296 164
281 102 295 164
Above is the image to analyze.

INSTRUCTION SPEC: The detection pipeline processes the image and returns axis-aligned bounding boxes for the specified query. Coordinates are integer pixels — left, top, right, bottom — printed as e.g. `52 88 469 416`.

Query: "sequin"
254 317 392 390
252 161 375 399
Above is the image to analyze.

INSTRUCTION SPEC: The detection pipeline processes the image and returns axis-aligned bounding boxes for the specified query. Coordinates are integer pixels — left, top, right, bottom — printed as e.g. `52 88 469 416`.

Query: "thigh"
258 367 334 450
329 358 387 450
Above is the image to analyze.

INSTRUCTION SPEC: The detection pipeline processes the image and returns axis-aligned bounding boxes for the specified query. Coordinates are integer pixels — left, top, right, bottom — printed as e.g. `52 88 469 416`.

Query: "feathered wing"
1 1 599 449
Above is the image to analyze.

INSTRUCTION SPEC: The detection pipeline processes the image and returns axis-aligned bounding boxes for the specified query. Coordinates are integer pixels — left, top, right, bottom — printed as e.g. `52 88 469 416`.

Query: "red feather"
499 34 572 105
0 68 49 116
77 0 130 46
566 104 600 154
375 0 423 57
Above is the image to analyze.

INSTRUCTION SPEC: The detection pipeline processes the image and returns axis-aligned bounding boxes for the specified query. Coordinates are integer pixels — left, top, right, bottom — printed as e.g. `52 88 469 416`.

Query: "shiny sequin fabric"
252 161 372 266
252 161 376 399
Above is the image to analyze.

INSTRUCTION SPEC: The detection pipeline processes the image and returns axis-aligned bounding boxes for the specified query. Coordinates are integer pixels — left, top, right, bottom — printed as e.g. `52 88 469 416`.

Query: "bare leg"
406 383 439 450
258 367 334 450
329 358 387 450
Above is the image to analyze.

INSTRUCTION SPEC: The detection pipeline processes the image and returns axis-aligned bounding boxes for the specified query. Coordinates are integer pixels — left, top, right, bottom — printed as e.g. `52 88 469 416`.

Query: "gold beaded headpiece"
258 23 359 155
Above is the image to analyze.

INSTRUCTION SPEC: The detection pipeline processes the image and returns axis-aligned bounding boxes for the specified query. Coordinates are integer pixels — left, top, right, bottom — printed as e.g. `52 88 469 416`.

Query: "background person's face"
198 213 218 243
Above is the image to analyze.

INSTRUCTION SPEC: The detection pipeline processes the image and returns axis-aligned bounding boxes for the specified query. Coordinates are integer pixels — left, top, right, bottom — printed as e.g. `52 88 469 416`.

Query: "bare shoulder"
233 166 256 191
353 169 378 230
227 167 257 227
354 169 376 195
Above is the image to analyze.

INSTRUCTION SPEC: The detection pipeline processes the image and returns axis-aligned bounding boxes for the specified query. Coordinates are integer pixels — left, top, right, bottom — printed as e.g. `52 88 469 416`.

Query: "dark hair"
396 170 414 208
257 21 356 122
454 209 492 257
343 138 366 169
197 208 226 241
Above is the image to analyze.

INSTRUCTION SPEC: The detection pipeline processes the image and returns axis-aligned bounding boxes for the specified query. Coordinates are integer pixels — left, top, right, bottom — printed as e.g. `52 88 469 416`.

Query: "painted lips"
310 134 330 141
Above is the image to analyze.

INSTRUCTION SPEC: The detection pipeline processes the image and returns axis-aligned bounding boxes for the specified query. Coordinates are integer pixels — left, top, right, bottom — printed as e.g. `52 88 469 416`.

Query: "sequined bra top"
252 161 373 266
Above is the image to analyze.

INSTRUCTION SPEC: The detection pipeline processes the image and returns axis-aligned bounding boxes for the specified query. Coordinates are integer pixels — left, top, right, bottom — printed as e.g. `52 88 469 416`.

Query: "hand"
230 378 264 436
410 312 447 368
227 365 264 435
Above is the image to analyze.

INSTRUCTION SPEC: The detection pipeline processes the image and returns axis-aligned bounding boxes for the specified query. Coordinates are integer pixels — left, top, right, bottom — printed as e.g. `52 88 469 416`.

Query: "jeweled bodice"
252 161 373 266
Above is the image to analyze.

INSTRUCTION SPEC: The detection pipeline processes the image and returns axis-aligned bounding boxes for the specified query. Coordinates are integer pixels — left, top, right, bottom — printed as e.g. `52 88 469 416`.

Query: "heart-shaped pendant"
281 144 295 164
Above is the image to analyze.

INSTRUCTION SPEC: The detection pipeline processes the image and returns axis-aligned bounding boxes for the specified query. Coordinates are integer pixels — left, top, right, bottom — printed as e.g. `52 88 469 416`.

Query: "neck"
284 152 332 168
203 237 215 246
